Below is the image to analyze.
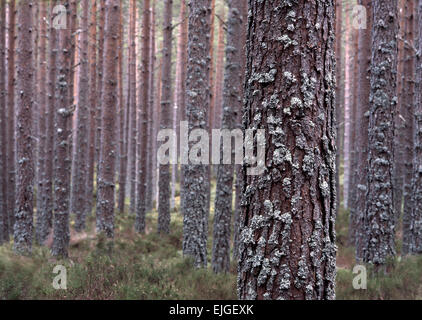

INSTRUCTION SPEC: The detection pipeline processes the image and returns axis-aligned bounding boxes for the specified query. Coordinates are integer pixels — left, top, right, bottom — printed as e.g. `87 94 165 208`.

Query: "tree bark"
72 0 90 232
238 0 337 300
135 0 151 233
0 0 8 243
96 0 120 238
158 0 173 234
405 0 422 255
211 0 243 273
362 0 398 266
182 0 212 267
14 0 35 254
354 0 372 261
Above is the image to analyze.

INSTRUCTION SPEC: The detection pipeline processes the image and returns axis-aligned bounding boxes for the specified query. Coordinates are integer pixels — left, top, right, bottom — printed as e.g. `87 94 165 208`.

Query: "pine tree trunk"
0 0 8 243
35 1 48 243
405 0 422 255
182 0 212 267
14 0 35 254
232 0 247 261
213 12 225 130
172 0 188 211
52 2 74 258
362 0 398 266
401 0 416 255
7 0 16 235
211 0 243 273
128 0 137 215
117 0 128 214
72 0 90 232
86 0 98 218
158 0 173 234
354 0 372 261
135 0 151 233
96 0 121 238
238 0 337 300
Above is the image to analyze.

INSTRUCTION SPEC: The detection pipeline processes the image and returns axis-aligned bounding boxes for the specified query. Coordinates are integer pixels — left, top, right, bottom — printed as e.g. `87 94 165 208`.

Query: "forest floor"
1 186 422 299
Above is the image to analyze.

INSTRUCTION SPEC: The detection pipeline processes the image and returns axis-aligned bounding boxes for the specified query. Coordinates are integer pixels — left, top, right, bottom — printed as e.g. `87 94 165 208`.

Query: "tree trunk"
35 1 48 243
96 0 120 238
135 0 151 233
401 0 416 255
238 0 337 300
182 0 212 268
158 0 173 234
72 0 90 231
0 0 8 243
211 0 243 273
128 0 137 215
87 0 98 218
172 0 188 211
354 0 372 261
405 0 422 255
52 1 74 258
213 11 225 130
362 0 398 266
7 0 16 236
14 0 35 254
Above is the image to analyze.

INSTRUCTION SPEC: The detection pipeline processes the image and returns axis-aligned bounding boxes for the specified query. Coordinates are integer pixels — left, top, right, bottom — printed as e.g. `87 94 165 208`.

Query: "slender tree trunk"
213 11 225 131
401 0 416 255
35 1 48 243
232 0 247 261
211 0 242 273
172 0 188 211
96 0 120 238
158 0 173 234
0 0 8 243
71 0 90 232
146 1 156 211
86 0 98 218
238 0 337 300
7 0 16 235
354 0 372 261
128 0 137 215
117 0 128 214
135 0 151 233
406 0 422 255
393 0 406 220
335 0 343 213
182 0 212 267
14 0 35 254
52 1 74 258
362 0 398 266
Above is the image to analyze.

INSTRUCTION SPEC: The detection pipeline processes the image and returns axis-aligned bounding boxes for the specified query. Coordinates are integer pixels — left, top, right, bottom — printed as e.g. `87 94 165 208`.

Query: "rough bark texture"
354 0 372 261
405 0 422 255
128 0 137 215
52 1 73 258
238 0 337 300
86 0 98 218
72 0 90 232
211 0 242 274
96 0 120 238
0 0 8 243
35 1 48 244
182 0 212 267
14 0 35 254
7 0 16 236
158 0 173 234
400 0 416 255
135 0 151 233
362 0 398 265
